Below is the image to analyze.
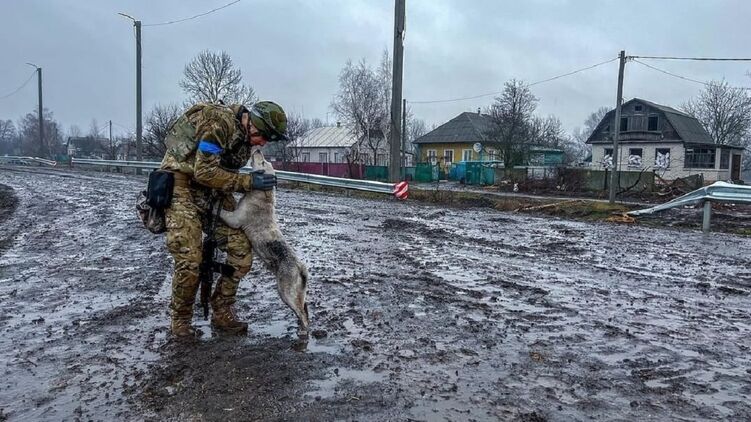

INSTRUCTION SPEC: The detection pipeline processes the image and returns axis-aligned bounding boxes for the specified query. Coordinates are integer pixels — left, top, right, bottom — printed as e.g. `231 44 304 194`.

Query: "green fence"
465 162 495 185
415 163 437 182
364 166 389 181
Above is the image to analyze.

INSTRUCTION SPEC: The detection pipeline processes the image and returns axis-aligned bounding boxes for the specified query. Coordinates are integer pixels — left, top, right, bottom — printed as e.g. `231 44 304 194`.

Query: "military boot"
210 300 248 334
210 274 248 334
170 317 196 338
169 280 199 339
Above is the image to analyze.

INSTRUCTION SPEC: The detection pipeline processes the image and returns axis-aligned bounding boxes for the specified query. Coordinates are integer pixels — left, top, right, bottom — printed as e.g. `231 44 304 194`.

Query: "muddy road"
0 166 750 421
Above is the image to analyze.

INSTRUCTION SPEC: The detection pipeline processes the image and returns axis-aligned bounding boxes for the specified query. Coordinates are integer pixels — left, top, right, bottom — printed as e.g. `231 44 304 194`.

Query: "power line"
630 55 751 62
0 70 36 100
143 0 243 27
410 57 618 104
631 59 751 90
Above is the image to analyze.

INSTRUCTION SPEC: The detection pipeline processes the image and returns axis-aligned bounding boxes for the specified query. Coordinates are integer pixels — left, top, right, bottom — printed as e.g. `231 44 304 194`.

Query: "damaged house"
587 98 744 182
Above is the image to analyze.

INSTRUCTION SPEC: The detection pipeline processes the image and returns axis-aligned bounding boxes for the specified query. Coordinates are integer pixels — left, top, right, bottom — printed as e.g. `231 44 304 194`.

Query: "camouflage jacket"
160 103 252 192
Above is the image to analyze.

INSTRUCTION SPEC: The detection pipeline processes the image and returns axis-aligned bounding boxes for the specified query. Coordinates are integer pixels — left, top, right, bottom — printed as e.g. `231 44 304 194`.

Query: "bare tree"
405 116 427 161
485 79 538 169
407 117 427 145
331 52 391 165
67 124 82 139
571 106 609 163
180 50 256 105
529 115 567 148
310 118 325 129
17 109 63 158
88 119 103 139
144 103 181 159
277 112 311 169
682 80 751 146
0 119 18 155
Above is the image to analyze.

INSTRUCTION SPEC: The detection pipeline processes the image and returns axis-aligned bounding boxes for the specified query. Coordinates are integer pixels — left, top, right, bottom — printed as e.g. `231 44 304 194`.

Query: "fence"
270 161 364 179
493 166 656 193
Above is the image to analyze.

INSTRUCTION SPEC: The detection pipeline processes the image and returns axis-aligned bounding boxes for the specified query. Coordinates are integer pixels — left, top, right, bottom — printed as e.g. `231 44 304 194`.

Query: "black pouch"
147 170 174 209
136 191 166 234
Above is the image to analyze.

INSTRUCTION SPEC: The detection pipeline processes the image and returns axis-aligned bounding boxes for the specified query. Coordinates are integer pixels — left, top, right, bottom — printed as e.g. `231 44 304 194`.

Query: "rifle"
198 196 236 319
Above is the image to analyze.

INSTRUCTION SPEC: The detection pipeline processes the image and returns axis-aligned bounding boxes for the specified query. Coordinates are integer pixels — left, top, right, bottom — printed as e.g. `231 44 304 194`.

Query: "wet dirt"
1 166 750 421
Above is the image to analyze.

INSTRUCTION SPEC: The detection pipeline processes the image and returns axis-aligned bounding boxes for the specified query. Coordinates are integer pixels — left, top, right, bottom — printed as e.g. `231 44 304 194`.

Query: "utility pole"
402 98 407 167
389 0 405 183
119 13 143 162
27 63 44 158
109 119 113 151
135 20 143 162
37 67 45 158
609 50 626 203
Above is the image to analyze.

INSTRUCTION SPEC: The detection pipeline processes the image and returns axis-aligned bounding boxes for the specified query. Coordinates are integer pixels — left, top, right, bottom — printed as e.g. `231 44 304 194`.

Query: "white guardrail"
628 181 751 233
64 157 409 199
0 155 57 167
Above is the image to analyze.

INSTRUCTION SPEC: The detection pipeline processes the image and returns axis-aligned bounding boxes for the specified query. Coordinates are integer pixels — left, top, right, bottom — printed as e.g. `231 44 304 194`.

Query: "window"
628 148 643 167
685 148 716 169
334 152 340 163
462 149 472 161
319 152 328 163
427 149 437 165
443 150 454 164
301 152 310 162
635 105 643 112
602 148 614 168
720 149 730 169
487 149 496 161
655 148 670 168
377 154 387 166
620 117 628 132
361 153 371 164
647 115 659 131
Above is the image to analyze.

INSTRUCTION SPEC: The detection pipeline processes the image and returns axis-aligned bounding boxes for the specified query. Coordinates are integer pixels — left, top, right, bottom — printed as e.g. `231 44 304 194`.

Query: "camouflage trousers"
165 185 252 321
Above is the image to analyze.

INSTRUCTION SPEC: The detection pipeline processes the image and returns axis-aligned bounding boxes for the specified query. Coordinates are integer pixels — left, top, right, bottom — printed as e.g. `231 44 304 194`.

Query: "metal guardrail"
0 155 57 167
628 181 751 233
69 158 405 197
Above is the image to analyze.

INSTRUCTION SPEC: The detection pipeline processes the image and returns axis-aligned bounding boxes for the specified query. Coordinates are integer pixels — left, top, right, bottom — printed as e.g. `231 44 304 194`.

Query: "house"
413 111 495 168
293 124 358 164
66 136 106 158
413 111 564 168
587 98 744 182
287 123 391 166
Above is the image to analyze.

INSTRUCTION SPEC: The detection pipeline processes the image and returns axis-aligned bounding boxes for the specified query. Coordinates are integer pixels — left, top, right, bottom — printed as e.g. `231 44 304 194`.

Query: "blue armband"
198 140 223 155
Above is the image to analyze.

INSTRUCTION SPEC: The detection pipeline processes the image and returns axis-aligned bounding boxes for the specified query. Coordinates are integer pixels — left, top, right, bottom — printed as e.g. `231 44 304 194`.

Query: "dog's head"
250 146 275 176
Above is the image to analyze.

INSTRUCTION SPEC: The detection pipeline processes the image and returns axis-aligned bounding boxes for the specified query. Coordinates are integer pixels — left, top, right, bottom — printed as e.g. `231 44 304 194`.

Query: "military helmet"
250 101 288 142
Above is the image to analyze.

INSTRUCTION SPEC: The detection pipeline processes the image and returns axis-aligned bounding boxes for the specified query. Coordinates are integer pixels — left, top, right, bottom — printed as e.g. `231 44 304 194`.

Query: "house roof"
587 98 714 144
634 98 713 143
413 112 493 145
299 125 358 148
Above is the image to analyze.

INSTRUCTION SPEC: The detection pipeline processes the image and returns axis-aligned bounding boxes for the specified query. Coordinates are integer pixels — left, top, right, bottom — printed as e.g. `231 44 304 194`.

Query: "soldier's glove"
250 170 277 191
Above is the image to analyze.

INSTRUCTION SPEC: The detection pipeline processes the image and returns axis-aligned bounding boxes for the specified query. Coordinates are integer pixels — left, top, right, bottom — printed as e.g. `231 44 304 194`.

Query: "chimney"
477 108 481 114
336 121 341 128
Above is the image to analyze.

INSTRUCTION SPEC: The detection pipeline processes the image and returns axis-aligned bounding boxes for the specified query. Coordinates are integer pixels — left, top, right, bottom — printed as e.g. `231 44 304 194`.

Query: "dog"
220 146 310 339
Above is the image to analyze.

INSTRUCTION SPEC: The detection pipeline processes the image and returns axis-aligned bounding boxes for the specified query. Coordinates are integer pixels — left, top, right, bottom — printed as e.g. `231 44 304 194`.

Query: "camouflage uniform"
160 103 255 334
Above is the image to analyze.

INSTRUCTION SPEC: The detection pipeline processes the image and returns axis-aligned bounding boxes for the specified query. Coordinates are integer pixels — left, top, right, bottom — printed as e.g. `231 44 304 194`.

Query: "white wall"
591 142 737 182
296 147 350 163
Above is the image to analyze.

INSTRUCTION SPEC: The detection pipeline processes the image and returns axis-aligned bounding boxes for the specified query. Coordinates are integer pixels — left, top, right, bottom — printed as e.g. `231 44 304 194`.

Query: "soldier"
160 101 288 337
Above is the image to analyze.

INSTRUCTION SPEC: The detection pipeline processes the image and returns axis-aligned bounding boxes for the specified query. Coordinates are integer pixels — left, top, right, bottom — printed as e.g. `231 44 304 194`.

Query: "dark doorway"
731 154 741 180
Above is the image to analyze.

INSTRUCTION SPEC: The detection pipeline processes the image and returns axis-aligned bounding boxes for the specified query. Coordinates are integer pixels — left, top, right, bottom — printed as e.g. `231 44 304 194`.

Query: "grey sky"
1 0 750 138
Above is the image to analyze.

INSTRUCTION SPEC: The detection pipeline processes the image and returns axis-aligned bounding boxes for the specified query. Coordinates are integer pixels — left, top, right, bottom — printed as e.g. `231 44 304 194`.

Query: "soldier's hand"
251 170 277 191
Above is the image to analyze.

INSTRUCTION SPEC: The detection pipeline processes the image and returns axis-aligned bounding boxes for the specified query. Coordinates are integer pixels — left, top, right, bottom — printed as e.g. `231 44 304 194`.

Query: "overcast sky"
1 0 750 138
